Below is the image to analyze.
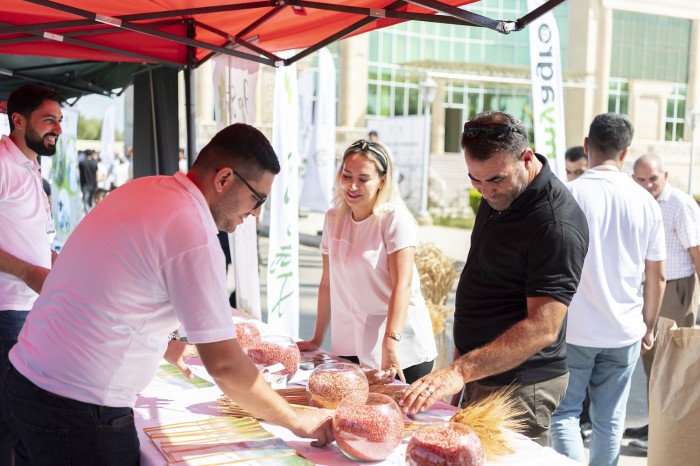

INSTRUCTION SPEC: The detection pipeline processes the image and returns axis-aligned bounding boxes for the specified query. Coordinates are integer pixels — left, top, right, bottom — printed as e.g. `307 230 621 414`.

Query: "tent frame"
4 0 564 69
0 0 564 168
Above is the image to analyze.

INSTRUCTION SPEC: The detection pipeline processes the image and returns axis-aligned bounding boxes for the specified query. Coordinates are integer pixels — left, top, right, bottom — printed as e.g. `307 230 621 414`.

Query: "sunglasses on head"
233 170 267 210
463 123 526 141
345 139 388 173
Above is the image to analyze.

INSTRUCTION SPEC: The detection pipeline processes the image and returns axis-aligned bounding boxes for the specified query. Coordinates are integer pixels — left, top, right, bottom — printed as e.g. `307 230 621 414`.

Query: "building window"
303 43 341 125
665 84 686 142
608 78 629 115
366 0 569 118
611 11 691 83
442 81 533 152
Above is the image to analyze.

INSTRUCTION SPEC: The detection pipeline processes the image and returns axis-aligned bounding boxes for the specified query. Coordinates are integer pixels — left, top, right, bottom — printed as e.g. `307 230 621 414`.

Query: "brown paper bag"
648 317 700 465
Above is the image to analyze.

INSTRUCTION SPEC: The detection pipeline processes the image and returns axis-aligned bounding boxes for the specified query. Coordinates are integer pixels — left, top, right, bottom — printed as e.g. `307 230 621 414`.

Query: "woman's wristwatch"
385 331 401 341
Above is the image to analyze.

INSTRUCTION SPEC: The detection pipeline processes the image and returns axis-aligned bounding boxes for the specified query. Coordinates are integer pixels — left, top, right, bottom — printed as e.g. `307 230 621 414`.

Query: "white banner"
366 115 427 214
50 108 81 249
528 0 566 180
268 53 300 338
0 112 9 136
299 47 336 212
297 70 314 199
212 54 262 318
100 105 116 169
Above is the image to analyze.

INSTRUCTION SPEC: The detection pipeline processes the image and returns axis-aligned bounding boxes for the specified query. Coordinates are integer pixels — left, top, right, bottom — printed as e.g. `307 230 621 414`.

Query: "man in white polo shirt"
1 123 334 465
551 113 666 465
0 83 63 464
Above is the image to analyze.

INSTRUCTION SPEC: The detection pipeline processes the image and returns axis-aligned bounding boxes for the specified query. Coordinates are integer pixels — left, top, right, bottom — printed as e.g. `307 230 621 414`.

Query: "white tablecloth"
134 358 583 466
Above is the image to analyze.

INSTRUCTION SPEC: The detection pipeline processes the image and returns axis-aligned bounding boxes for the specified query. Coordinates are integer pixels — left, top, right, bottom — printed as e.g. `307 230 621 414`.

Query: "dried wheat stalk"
415 243 458 337
449 386 526 460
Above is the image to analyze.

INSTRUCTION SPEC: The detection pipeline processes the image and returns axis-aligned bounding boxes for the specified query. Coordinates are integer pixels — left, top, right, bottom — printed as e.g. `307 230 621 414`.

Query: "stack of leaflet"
144 416 314 465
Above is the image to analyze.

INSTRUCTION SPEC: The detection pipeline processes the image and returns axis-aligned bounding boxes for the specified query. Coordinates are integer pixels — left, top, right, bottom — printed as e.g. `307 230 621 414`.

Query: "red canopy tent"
0 0 563 173
0 0 562 68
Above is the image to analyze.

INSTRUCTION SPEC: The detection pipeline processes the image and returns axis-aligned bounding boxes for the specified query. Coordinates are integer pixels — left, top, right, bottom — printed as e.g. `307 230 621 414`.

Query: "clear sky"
73 93 125 132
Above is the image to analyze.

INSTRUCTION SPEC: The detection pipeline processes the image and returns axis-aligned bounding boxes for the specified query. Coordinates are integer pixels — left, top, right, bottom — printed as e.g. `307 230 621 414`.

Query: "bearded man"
0 83 64 463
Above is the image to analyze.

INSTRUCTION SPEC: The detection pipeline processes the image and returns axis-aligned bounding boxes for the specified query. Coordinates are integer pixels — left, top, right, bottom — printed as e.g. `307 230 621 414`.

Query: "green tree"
77 114 102 140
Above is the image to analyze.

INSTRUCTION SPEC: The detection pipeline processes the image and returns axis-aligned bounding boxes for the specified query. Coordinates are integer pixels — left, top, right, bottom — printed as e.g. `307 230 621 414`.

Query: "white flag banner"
528 0 566 180
268 52 300 338
212 54 262 318
366 116 426 214
0 112 9 136
100 105 116 169
300 47 336 212
50 107 81 249
297 69 314 199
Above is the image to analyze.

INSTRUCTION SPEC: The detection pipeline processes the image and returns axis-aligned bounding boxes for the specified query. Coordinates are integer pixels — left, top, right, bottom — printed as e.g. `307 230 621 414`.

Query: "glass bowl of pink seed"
333 392 403 462
405 422 485 466
246 335 300 379
307 362 369 409
234 321 260 352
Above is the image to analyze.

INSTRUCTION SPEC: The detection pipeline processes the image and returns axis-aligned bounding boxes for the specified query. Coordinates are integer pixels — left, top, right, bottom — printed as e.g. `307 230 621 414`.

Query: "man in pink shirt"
0 83 63 464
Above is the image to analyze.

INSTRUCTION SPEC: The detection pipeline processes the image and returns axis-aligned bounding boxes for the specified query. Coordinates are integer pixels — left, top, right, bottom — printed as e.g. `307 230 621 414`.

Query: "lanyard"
25 161 55 237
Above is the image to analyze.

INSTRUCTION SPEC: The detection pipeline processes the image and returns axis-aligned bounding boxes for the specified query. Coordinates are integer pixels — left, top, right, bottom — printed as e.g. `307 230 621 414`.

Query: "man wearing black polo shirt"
401 111 589 446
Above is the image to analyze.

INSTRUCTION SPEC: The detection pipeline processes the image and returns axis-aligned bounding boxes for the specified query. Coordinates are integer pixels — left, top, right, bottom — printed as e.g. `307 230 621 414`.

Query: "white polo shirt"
566 166 666 348
0 135 53 310
11 173 235 407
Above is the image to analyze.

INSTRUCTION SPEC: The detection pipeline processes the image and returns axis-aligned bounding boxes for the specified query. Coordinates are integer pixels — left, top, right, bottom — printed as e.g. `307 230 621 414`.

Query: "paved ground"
250 210 650 465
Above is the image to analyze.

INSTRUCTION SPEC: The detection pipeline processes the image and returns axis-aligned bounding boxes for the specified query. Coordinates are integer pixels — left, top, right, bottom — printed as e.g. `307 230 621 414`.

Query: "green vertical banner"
268 52 300 339
528 0 566 180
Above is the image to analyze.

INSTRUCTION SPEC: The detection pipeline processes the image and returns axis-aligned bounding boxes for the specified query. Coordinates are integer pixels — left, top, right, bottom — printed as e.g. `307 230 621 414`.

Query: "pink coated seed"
406 424 485 466
246 341 300 378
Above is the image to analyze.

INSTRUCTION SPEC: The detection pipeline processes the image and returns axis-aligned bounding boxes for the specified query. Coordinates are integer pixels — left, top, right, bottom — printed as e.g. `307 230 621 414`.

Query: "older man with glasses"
401 111 589 446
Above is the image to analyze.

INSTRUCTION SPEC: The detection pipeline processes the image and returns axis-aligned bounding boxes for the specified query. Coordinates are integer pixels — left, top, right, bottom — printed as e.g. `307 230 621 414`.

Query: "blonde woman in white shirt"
298 140 437 384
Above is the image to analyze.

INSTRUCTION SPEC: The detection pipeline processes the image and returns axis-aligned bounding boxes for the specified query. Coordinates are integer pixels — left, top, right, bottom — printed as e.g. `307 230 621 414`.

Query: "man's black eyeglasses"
463 123 526 141
233 170 267 210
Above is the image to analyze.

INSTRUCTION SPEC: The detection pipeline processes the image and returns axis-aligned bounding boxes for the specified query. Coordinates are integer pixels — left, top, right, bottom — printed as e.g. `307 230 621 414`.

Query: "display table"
134 357 582 465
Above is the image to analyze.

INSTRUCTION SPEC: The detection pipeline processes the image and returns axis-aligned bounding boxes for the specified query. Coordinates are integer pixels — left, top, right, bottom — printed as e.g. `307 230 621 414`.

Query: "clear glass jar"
333 392 403 462
246 335 300 379
307 362 369 409
234 321 260 351
405 422 485 466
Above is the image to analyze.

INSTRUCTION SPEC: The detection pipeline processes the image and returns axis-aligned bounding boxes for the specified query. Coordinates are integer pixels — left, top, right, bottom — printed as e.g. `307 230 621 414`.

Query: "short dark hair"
191 123 280 179
368 130 378 138
460 111 529 161
565 146 587 163
587 113 633 156
7 84 64 132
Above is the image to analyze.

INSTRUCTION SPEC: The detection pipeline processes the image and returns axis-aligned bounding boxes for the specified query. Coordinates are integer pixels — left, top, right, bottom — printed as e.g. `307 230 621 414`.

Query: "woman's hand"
297 340 320 352
381 338 405 383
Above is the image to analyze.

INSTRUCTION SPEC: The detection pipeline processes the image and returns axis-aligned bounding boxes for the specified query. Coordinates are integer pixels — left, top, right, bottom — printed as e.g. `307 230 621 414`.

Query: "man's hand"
288 408 334 447
20 264 50 294
0 100 6 114
0 249 50 294
399 364 464 414
164 340 199 379
641 330 655 355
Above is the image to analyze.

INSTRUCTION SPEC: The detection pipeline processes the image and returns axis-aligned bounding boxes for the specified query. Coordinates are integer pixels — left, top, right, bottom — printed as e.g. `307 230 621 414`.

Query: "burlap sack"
648 317 700 465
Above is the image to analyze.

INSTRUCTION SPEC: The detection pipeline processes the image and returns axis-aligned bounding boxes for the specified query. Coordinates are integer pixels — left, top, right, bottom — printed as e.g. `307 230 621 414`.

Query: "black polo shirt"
454 154 589 386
